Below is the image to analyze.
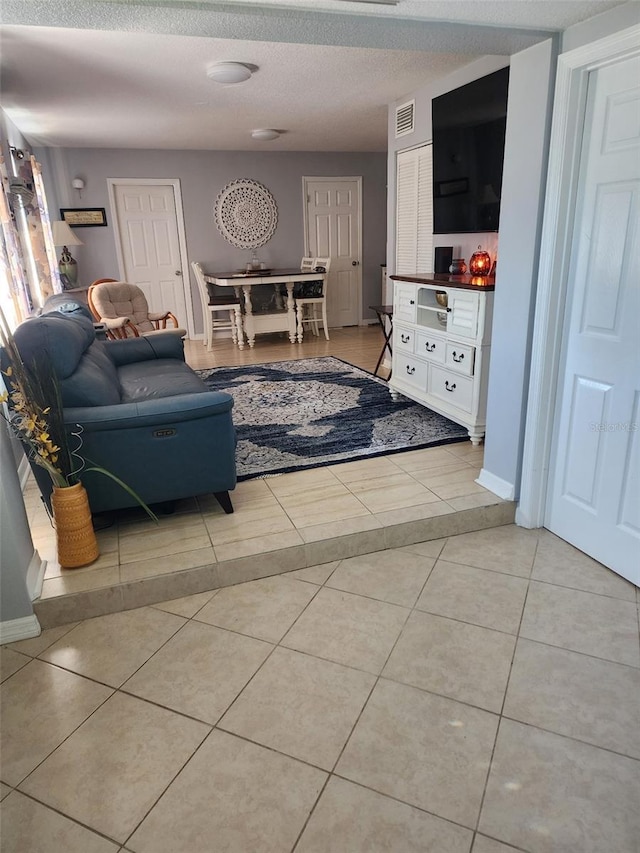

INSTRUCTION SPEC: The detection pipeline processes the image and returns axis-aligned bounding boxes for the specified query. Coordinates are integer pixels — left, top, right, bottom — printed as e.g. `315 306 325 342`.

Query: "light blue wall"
45 149 387 334
482 38 557 496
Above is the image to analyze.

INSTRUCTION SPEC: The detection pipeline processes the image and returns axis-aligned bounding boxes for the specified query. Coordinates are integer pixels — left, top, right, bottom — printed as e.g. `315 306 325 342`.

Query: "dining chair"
295 257 331 343
191 261 243 351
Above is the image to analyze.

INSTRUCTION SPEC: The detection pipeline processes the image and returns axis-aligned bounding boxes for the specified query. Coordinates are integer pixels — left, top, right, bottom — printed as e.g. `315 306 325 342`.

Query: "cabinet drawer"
415 331 446 364
430 365 474 413
445 342 475 376
395 354 428 392
395 326 415 353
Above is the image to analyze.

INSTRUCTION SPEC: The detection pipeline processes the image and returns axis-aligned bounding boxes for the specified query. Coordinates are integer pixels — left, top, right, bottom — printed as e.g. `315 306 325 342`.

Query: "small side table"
369 304 393 378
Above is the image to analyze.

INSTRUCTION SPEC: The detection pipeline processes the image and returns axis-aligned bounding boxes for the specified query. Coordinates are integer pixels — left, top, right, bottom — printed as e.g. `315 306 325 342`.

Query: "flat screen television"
432 67 509 234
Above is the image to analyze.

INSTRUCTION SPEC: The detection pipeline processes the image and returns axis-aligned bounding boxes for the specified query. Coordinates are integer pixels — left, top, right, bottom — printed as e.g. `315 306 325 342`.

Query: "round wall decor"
214 179 278 249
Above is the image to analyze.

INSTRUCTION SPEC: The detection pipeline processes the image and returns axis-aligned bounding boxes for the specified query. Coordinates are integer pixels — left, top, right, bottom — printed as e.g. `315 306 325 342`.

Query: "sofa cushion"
117 358 208 403
11 314 122 407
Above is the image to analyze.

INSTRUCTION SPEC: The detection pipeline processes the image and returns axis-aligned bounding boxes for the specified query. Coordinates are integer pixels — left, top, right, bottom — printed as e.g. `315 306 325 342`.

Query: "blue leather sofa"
10 311 236 515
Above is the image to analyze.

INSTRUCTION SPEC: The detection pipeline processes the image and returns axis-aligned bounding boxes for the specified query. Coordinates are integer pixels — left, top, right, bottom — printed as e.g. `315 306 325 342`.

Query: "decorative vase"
51 482 99 569
449 258 467 275
469 245 492 276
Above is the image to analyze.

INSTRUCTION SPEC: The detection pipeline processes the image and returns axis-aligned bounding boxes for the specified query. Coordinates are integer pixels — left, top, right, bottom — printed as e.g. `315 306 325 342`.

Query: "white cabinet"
390 278 494 445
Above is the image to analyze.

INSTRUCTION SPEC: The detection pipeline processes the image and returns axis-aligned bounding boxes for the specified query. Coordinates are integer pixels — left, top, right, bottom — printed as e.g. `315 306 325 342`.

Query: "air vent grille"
395 100 415 138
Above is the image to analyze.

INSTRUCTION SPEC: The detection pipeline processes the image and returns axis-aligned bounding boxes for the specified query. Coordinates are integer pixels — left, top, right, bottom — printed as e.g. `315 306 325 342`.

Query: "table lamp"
51 220 83 288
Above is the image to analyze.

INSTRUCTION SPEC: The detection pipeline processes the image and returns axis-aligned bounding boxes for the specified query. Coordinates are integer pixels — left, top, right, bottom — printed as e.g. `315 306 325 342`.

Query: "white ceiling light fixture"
206 62 254 84
251 129 280 141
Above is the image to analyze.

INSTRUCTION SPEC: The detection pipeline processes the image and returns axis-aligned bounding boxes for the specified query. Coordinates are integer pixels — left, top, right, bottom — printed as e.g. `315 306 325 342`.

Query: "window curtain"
0 146 60 328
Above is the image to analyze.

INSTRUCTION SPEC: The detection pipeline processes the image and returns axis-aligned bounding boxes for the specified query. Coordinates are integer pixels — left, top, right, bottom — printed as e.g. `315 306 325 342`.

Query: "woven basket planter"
51 482 99 569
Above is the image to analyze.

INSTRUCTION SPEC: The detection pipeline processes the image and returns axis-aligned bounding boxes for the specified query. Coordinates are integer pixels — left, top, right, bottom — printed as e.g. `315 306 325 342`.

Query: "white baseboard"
27 551 47 601
476 468 515 501
0 613 41 646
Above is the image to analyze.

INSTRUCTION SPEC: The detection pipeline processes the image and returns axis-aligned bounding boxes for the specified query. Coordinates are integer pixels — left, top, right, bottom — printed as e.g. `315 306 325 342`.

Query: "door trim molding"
302 175 363 326
106 178 195 338
517 24 640 529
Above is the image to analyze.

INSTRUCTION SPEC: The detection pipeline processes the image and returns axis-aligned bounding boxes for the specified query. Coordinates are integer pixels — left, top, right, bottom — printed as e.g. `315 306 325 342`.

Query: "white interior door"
304 177 361 327
112 182 191 335
546 54 640 585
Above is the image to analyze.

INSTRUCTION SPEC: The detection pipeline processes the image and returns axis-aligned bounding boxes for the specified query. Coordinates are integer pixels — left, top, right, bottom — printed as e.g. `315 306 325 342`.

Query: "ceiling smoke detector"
251 129 280 141
206 62 254 84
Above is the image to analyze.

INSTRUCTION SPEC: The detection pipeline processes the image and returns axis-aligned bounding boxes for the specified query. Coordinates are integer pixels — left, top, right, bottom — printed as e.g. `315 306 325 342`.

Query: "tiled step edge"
34 501 516 628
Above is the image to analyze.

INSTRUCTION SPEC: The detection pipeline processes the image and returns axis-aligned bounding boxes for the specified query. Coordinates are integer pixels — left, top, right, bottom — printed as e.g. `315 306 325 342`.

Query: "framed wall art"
60 207 108 227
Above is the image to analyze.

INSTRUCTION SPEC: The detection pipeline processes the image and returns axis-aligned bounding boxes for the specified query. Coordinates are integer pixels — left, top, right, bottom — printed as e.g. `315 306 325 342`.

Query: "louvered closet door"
395 145 434 275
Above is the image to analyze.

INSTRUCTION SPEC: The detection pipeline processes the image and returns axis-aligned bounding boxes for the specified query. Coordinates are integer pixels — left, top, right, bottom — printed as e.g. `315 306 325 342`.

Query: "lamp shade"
51 220 83 247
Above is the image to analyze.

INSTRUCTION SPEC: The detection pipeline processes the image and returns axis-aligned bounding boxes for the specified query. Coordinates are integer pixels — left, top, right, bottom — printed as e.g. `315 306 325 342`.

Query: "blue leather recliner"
10 311 237 515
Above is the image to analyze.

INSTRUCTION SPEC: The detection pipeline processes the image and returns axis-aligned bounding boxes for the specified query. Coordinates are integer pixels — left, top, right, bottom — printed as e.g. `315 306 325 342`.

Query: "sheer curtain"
0 146 60 330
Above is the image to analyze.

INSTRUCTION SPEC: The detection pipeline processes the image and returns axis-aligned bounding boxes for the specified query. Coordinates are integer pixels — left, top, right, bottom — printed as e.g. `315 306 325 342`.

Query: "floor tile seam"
321 578 424 612
468 575 535 832
267 485 374 530
210 721 334 778
471 830 532 853
116 683 219 729
289 771 333 853
6 787 125 848
65 612 190 692
377 671 507 717
120 718 213 851
26 654 122 695
1 647 32 673
516 631 640 669
432 553 533 580
527 574 639 605
13 679 116 792
275 638 387 679
512 633 640 673
327 770 482 836
409 603 523 638
498 711 640 763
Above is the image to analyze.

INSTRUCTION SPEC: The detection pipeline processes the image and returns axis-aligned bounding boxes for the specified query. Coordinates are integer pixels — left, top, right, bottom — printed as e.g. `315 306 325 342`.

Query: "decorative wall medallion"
214 179 278 248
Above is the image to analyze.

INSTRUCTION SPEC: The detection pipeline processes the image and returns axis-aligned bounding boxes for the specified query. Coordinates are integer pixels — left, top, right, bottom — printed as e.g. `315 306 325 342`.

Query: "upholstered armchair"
88 279 186 340
9 311 236 516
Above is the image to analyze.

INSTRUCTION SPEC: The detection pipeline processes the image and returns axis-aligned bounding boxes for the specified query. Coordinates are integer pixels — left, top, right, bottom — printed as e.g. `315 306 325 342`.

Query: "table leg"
242 284 255 348
233 285 245 349
285 283 297 344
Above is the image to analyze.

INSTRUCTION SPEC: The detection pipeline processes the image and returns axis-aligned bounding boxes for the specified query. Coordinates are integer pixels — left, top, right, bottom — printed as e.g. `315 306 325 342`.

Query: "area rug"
197 357 468 480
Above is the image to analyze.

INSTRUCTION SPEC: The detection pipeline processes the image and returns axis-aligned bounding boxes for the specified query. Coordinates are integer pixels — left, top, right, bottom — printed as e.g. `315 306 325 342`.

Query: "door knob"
352 260 359 266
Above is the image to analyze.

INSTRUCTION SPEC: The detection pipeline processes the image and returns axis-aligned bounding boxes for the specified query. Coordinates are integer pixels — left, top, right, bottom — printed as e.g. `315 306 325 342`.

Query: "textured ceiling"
0 0 626 151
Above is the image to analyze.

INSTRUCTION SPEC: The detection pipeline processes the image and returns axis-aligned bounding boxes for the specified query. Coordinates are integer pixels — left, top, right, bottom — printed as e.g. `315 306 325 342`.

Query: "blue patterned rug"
197 357 468 480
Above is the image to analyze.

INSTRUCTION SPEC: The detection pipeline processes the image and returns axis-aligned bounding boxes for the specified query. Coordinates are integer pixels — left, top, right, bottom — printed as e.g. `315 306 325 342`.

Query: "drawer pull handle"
406 365 416 376
445 381 457 392
452 351 464 363
424 342 435 352
401 333 411 343
409 299 415 305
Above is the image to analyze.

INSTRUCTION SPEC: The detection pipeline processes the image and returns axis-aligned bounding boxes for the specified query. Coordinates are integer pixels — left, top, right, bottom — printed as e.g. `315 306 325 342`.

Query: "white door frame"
517 24 640 528
302 175 363 326
106 178 196 338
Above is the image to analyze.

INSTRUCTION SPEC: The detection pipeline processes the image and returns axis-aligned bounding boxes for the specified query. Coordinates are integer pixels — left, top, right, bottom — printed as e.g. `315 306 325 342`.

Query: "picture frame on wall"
60 207 108 227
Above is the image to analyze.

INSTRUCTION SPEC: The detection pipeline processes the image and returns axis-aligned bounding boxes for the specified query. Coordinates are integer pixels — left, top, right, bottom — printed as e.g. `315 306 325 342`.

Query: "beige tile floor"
5 328 638 849
1 524 639 852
